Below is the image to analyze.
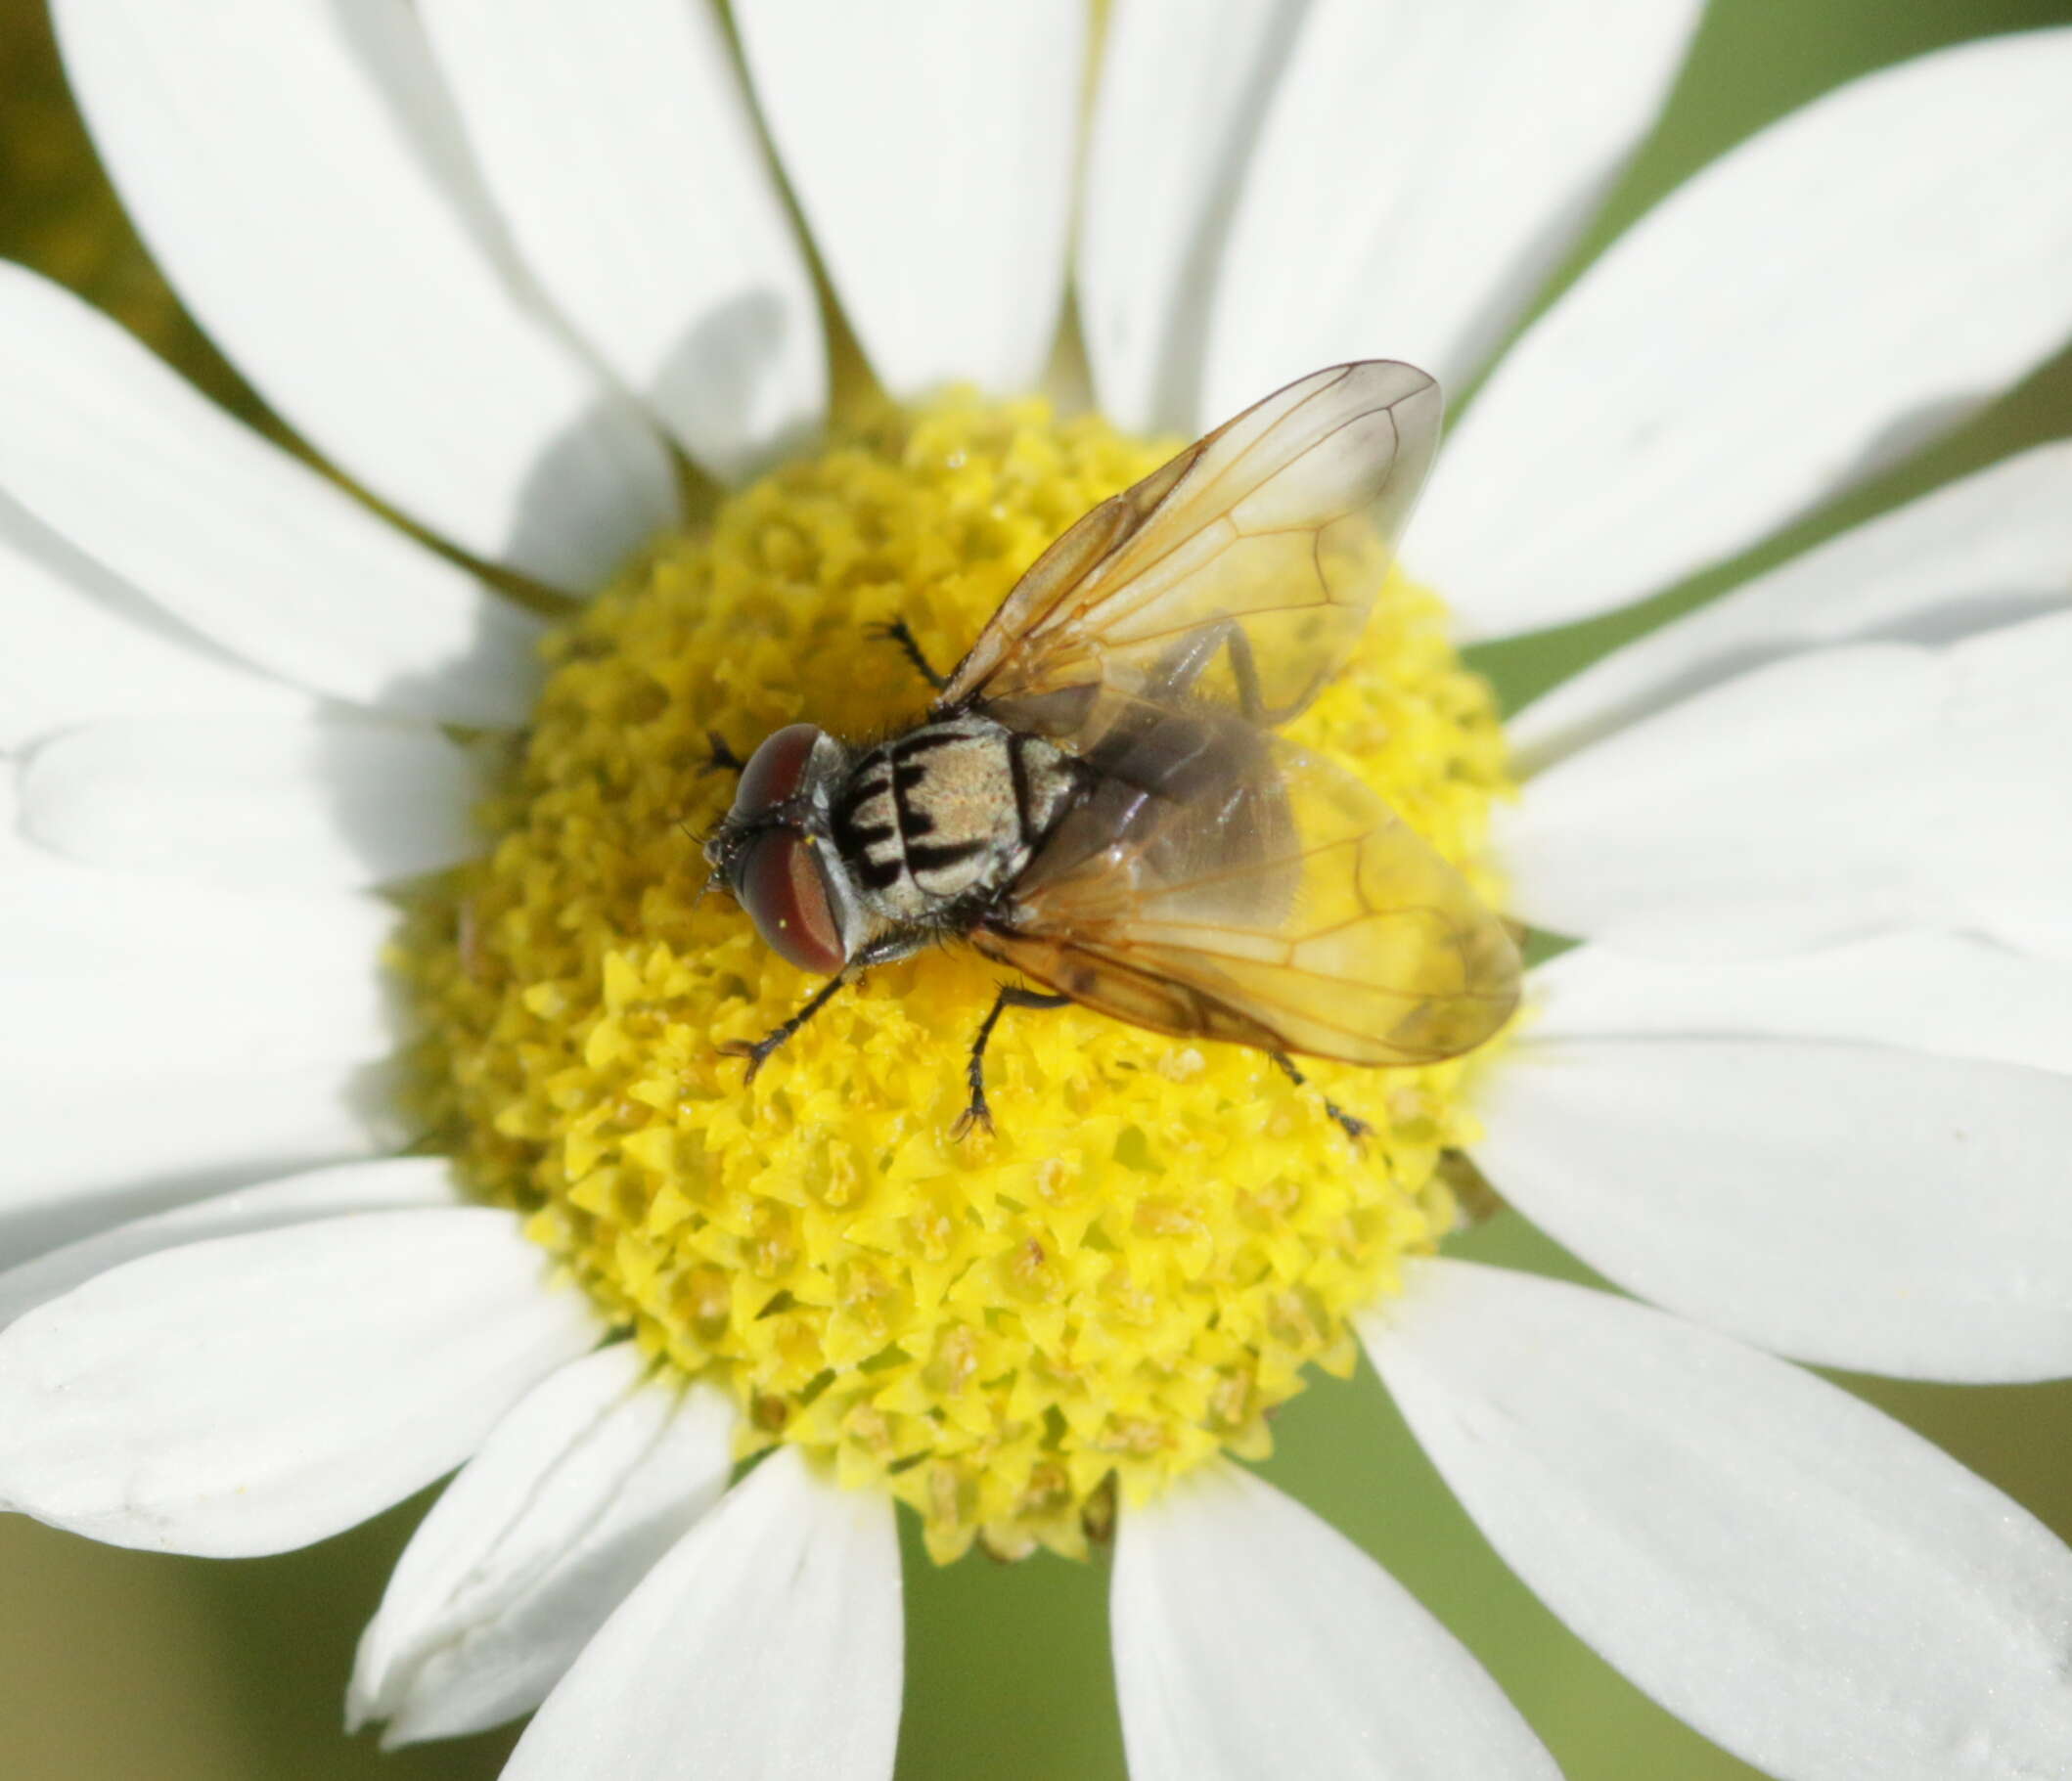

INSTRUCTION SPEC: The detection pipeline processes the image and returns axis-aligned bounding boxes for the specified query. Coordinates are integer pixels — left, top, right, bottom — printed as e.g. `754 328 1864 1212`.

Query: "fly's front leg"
702 730 746 776
722 938 916 1085
953 986 1071 1140
1272 1051 1370 1143
720 972 853 1084
866 618 949 691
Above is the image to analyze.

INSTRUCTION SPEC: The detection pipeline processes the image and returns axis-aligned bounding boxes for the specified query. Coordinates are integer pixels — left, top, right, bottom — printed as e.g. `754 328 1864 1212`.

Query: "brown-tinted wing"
974 707 1518 1066
937 362 1442 735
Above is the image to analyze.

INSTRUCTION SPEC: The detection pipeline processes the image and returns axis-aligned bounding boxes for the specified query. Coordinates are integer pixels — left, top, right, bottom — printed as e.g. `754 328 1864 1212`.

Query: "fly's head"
704 723 858 975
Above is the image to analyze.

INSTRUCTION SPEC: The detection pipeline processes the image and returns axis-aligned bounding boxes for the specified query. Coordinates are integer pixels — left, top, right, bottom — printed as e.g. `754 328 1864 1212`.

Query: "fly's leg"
720 972 855 1084
1219 620 1268 723
1437 1147 1508 1227
722 936 922 1084
1147 617 1270 722
1272 1051 1370 1142
953 986 1072 1140
866 618 949 691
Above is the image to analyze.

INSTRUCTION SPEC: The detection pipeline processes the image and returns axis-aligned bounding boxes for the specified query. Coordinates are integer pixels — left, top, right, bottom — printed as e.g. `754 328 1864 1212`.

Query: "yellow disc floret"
400 391 1512 1564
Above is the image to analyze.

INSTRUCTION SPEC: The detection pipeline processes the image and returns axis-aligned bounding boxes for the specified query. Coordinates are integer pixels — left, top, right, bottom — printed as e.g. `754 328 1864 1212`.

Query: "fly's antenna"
693 868 723 908
681 809 736 910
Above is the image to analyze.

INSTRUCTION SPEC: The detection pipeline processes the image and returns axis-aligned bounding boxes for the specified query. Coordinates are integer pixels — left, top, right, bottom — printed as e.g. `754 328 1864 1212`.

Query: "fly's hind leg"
1147 617 1270 721
1272 1052 1370 1143
953 986 1072 1140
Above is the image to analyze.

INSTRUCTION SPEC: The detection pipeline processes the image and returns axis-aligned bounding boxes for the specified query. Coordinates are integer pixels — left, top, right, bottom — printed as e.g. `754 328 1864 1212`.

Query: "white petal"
1533 933 2072 1075
1076 0 1309 435
1365 1261 2072 1780
419 0 824 482
53 0 677 588
1203 0 1702 424
0 1208 596 1556
0 1061 401 1270
0 1156 460 1330
1501 644 1941 954
351 1345 734 1746
0 493 308 748
1414 31 2072 639
736 0 1083 399
1510 440 2072 772
0 784 398 1078
1506 614 2072 957
0 778 406 1261
21 713 491 890
0 264 542 727
504 1447 901 1781
1113 1459 1557 1781
1476 1036 2072 1380
1935 609 2072 962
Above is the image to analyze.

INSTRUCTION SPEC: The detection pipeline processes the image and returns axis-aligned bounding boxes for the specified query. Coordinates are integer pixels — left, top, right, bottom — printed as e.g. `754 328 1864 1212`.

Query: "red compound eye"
730 723 823 822
738 830 845 975
725 724 844 973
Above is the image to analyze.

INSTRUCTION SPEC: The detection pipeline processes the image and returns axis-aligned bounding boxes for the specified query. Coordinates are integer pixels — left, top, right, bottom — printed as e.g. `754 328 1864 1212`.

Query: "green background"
4 2 2070 1776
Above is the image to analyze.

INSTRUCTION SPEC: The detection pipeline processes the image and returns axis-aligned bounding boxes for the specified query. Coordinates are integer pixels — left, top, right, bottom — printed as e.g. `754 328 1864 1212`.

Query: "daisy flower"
3 4 2071 1778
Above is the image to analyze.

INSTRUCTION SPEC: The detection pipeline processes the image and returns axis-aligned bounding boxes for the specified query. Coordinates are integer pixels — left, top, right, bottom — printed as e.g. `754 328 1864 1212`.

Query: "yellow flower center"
400 391 1513 1564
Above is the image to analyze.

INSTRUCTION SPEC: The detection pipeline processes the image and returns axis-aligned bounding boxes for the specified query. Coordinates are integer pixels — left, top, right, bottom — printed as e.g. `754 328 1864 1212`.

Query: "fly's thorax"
833 715 1079 925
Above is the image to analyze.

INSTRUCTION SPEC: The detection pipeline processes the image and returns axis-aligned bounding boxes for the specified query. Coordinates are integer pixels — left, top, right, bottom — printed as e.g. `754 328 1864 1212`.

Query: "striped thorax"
833 716 1081 927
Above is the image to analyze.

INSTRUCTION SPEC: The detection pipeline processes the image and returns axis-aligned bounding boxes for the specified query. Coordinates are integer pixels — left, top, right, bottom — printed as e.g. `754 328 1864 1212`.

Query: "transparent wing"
974 704 1518 1065
939 361 1443 735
